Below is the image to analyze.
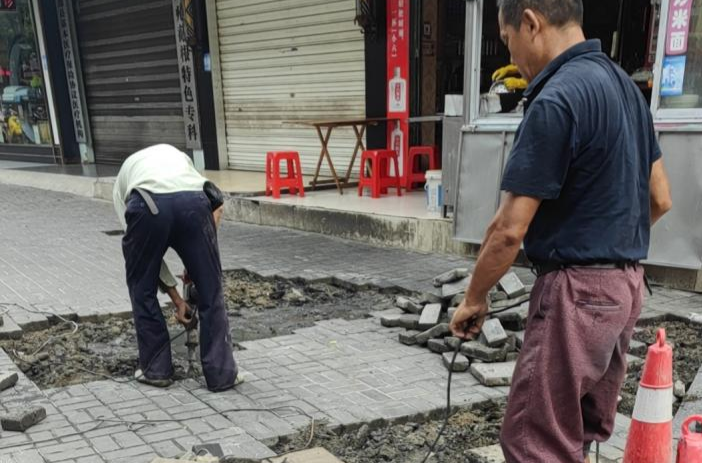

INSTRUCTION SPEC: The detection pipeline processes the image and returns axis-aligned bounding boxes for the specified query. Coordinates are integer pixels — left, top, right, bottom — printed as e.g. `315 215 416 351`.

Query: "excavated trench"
0 270 397 389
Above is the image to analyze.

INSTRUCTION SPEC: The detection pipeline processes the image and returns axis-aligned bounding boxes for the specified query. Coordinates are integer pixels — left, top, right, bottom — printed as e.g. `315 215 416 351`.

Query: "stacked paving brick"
380 268 660 390
380 270 534 387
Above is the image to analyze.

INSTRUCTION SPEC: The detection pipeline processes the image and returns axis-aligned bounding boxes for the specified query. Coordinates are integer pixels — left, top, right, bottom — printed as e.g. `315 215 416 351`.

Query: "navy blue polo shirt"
501 40 661 264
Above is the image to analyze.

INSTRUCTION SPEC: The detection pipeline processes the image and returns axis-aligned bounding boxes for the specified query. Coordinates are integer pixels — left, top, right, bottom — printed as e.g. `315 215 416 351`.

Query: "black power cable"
419 297 528 463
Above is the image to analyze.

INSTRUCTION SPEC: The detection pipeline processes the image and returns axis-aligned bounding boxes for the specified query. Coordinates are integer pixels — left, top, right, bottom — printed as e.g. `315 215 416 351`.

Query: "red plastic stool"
406 146 439 190
357 149 402 198
265 151 305 199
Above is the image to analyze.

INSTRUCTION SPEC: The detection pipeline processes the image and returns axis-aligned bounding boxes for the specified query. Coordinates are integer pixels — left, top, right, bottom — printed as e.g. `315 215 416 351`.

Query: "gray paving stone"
415 323 450 346
480 318 508 347
466 444 505 462
493 301 529 331
0 371 19 391
491 293 531 309
418 303 442 330
470 362 516 386
444 336 463 350
432 268 470 287
380 314 402 328
1 405 47 431
498 272 526 298
427 338 452 354
397 314 420 330
628 339 647 357
399 330 420 345
673 368 702 440
461 341 508 363
394 296 423 314
442 276 471 299
442 352 469 372
626 354 645 369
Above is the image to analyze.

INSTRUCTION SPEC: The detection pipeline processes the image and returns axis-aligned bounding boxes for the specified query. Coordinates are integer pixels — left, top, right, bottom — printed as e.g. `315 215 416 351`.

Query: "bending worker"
113 144 237 392
450 1 672 462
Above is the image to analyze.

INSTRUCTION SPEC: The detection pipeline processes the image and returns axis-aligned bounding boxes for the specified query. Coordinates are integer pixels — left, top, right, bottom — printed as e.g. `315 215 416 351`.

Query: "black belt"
531 261 639 277
531 261 652 295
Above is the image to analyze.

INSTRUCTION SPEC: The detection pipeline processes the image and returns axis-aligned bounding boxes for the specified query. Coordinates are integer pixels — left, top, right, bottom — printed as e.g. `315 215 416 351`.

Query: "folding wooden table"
292 117 392 194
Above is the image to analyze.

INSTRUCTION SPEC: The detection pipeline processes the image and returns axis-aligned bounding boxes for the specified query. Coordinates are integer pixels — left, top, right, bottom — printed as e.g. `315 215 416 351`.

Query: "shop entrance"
476 0 665 119
411 0 466 149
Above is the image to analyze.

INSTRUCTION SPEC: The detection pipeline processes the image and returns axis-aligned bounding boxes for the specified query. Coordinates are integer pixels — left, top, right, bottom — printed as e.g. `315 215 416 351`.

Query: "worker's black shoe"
207 374 245 392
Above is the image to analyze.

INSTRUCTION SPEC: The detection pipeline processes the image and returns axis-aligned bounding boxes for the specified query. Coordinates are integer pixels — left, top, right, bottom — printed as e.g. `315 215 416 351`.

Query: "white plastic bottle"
391 121 404 176
388 66 407 113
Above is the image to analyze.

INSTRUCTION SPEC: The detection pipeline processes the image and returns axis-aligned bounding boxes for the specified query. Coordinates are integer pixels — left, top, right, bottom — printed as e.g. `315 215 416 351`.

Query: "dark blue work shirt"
501 40 661 264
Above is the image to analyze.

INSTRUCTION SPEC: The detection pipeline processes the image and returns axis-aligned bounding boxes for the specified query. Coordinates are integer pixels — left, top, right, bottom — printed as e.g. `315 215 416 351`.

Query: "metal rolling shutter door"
216 0 366 173
76 0 186 164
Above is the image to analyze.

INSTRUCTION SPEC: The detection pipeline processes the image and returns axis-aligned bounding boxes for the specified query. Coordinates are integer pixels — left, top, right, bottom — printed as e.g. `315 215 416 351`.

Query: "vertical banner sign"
173 0 201 150
57 0 87 143
665 0 693 55
661 0 692 97
387 0 409 176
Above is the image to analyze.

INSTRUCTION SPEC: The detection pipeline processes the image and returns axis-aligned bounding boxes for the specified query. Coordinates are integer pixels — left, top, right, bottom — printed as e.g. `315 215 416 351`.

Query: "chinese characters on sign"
662 0 693 96
57 0 87 143
387 0 409 176
665 0 692 55
173 0 201 149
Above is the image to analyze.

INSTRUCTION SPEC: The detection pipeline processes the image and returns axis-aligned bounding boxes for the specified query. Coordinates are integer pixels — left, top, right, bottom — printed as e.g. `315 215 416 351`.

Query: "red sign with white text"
665 0 693 55
387 0 409 176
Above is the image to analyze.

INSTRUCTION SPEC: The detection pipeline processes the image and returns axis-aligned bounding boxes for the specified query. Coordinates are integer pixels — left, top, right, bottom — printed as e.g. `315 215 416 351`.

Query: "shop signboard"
386 0 409 175
665 0 693 55
57 0 87 143
173 0 201 150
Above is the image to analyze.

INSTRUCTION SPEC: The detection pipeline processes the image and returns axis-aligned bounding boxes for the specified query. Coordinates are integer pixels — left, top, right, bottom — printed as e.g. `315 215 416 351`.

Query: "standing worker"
449 1 672 462
113 144 237 392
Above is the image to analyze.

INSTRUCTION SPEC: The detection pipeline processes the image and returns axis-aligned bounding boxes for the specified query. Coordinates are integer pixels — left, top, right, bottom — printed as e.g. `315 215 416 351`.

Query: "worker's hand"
492 64 520 82
174 300 193 327
212 205 224 229
449 298 489 340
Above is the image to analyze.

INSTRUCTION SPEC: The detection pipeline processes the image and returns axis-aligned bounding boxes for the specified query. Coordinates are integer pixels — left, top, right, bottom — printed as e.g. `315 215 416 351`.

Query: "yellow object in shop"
492 63 520 82
503 77 528 91
8 115 22 138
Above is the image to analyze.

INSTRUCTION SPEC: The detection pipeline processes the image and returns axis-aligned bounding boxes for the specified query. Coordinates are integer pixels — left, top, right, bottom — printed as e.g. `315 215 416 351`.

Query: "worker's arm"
449 193 541 339
649 158 672 226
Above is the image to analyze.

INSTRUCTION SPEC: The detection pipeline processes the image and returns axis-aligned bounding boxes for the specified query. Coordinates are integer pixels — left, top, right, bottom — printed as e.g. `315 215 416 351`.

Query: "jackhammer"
181 274 199 377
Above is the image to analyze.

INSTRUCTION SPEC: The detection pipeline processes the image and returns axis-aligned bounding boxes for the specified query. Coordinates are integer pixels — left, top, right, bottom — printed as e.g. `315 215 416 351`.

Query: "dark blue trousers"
121 190 236 390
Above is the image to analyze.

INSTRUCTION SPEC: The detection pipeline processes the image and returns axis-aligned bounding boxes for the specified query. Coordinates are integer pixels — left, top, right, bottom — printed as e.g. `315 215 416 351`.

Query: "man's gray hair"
497 0 583 29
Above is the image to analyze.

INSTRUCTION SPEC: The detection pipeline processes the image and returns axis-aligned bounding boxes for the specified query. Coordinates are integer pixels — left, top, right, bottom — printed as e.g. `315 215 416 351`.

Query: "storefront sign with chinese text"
387 0 409 175
173 0 201 150
58 0 87 143
665 0 693 55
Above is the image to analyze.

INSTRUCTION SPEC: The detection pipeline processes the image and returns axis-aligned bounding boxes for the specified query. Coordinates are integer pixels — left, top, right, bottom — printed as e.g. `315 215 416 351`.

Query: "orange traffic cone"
676 415 702 463
623 328 673 463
